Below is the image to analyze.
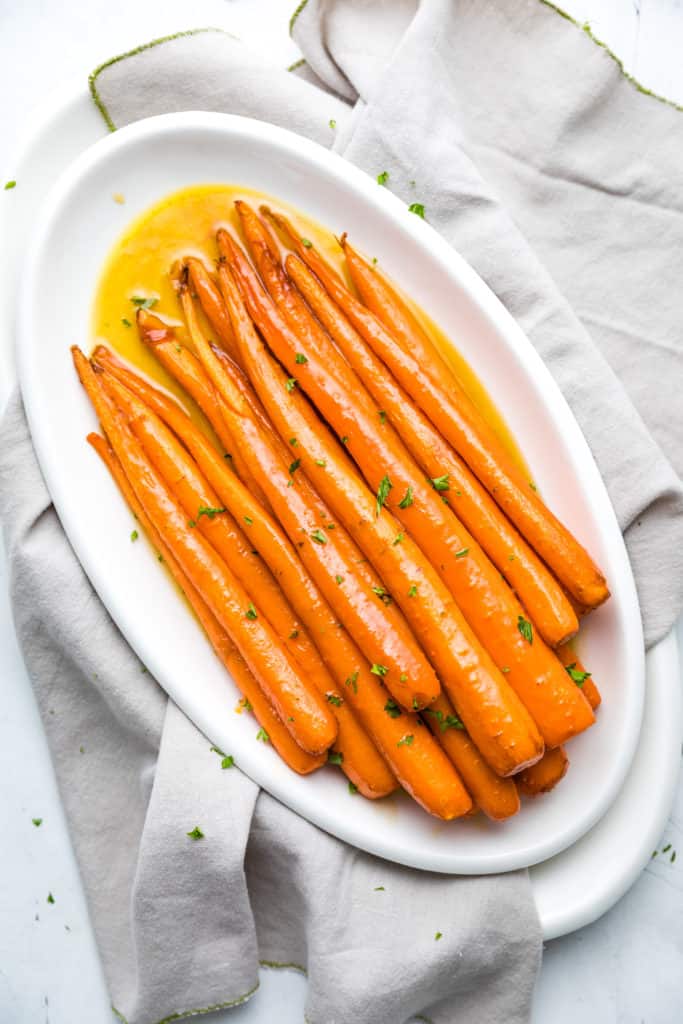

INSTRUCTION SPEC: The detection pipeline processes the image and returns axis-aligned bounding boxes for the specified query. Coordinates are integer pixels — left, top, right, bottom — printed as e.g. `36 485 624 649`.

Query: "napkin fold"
3 2 683 1022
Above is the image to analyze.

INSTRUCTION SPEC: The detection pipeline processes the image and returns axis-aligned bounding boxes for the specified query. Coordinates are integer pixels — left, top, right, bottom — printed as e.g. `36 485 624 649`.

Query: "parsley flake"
245 603 258 621
197 505 226 521
186 826 204 840
326 693 343 706
131 295 158 309
454 547 469 559
315 458 327 467
408 584 418 597
517 615 533 644
289 437 298 446
130 530 139 542
375 474 392 516
377 171 389 186
4 180 17 190
378 410 387 424
371 663 388 677
328 750 344 765
408 203 426 218
397 734 414 747
565 663 591 687
430 474 450 492
47 892 55 904
348 781 358 794
121 317 132 328
384 699 402 719
32 818 43 827
295 353 308 364
244 516 253 525
329 119 337 130
256 728 269 743
310 528 327 544
289 629 299 639
289 458 301 476
301 238 313 249
398 486 414 508
372 585 392 605
345 671 359 694
285 378 298 392
374 885 385 891
392 532 404 546
435 931 443 941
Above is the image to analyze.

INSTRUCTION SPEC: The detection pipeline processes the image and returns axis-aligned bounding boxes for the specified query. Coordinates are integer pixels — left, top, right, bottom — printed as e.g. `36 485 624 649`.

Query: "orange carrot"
516 747 569 797
176 275 441 713
422 694 520 821
91 346 471 816
72 346 337 757
184 257 237 356
278 237 579 649
103 369 395 798
556 643 602 711
223 222 589 753
87 431 325 776
216 236 544 776
342 240 609 611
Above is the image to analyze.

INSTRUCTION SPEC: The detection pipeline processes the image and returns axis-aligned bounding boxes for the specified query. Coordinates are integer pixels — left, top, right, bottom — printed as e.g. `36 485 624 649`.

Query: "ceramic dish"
17 111 644 874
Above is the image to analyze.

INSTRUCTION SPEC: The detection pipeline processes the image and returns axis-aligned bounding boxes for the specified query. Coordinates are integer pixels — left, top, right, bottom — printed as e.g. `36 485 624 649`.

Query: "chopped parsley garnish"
454 547 469 559
335 575 344 584
430 474 450 492
345 671 359 694
256 728 269 743
501 666 510 673
397 734 414 747
295 353 308 364
517 615 533 644
375 474 392 516
240 697 253 712
565 662 591 687
289 437 298 446
131 295 158 309
289 458 301 476
245 603 258 621
243 516 253 525
392 532 404 546
285 377 298 392
289 629 299 639
329 119 337 130
348 781 358 794
186 826 204 840
121 317 132 327
47 892 55 904
424 708 464 732
529 481 538 492
341 435 349 445
377 171 389 186
310 528 327 544
378 410 387 424
408 203 426 218
130 530 139 542
371 664 388 679
374 885 385 891
301 238 313 249
221 755 234 769
326 693 343 706
408 584 418 597
400 673 408 683
435 931 443 941
315 458 327 467
384 699 402 718
32 818 43 827
328 750 344 765
197 505 226 521
4 180 17 190
372 585 392 605
398 486 414 508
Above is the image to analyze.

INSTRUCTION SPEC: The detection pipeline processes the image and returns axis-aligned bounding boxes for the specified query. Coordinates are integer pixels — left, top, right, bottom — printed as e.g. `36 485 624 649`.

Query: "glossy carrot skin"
516 746 569 796
87 431 325 776
104 372 335 694
138 309 270 509
178 276 441 713
185 257 237 355
343 241 610 611
217 234 543 776
422 693 520 821
72 347 337 757
236 209 594 750
92 348 472 815
282 243 579 649
556 643 601 711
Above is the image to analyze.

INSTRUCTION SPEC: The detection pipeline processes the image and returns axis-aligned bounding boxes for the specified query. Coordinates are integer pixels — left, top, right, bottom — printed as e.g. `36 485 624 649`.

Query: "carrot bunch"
72 194 608 823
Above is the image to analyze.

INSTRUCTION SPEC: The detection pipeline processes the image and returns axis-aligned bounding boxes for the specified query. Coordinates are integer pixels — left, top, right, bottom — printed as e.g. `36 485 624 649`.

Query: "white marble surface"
1 2 682 1023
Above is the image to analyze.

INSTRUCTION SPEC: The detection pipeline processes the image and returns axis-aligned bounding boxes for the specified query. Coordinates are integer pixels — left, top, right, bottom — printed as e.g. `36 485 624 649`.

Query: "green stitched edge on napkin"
289 0 310 37
88 27 227 132
111 979 259 1024
539 0 683 112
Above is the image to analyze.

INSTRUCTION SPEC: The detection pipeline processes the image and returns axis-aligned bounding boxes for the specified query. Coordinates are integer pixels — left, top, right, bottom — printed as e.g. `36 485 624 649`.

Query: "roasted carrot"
275 230 578 648
223 225 589 754
176 277 441 713
92 346 472 816
556 643 602 711
422 694 520 821
87 431 325 776
341 240 609 611
137 309 270 509
216 237 544 776
102 368 395 798
516 746 569 797
184 257 237 356
72 346 337 757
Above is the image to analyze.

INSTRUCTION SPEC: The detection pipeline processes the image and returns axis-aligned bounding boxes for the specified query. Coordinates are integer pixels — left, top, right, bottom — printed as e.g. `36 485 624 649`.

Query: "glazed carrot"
422 694 520 821
103 372 332 689
516 746 569 797
184 257 237 356
87 431 325 776
72 346 337 756
223 225 590 754
137 309 270 509
341 240 609 611
177 276 440 713
103 369 396 798
271 225 578 648
216 238 544 776
91 347 473 815
556 643 602 711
